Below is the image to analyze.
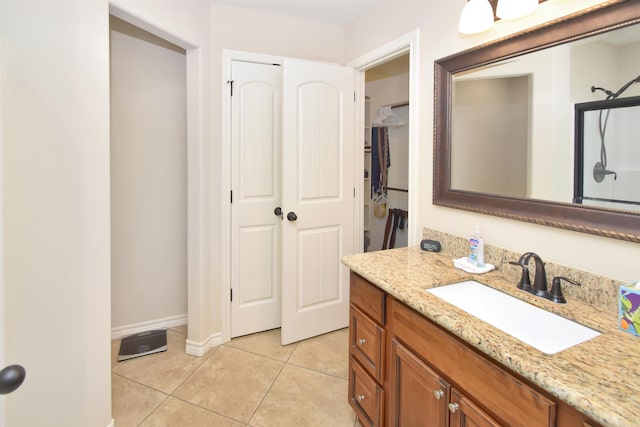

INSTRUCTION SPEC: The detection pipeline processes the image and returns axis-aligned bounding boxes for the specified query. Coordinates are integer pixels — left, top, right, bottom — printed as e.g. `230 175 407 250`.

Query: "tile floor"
111 326 358 426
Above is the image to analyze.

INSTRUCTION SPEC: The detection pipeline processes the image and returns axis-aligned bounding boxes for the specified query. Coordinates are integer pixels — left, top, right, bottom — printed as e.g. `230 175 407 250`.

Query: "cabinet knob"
357 394 365 402
433 389 444 400
448 402 460 413
357 338 367 345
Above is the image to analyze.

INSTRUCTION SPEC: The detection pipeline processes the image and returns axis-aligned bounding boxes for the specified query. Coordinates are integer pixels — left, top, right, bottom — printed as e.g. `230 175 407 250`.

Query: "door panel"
281 58 355 345
298 83 341 199
298 226 340 307
230 61 282 338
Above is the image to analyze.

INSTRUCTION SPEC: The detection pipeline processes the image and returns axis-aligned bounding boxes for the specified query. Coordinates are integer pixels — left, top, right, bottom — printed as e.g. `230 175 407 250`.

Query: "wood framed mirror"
434 1 640 243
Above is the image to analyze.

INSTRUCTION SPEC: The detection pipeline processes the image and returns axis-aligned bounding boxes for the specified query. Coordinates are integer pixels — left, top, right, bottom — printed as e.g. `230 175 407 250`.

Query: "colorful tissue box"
619 282 640 337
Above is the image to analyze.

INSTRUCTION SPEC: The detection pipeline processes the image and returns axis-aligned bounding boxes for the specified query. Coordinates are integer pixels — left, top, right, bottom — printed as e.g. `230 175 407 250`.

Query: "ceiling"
212 0 384 25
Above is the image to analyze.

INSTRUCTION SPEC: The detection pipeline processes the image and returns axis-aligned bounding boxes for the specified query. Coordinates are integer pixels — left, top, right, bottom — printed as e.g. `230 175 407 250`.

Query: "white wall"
210 3 345 64
346 0 640 282
0 1 111 426
110 17 188 332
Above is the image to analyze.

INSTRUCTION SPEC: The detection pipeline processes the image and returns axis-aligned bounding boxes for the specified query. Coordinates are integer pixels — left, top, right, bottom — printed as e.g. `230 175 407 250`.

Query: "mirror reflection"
450 23 640 213
575 96 640 212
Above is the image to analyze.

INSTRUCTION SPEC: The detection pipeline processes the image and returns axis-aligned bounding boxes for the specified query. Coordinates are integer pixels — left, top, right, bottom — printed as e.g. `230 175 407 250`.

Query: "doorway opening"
364 54 410 251
109 15 187 338
351 29 420 255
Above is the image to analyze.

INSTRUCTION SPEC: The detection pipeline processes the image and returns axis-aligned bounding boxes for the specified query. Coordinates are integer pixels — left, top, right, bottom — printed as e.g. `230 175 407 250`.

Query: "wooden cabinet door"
448 388 502 427
389 339 448 427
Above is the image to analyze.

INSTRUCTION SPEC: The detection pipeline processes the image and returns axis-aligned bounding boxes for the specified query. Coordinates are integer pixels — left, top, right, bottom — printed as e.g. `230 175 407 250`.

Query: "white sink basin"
426 280 600 354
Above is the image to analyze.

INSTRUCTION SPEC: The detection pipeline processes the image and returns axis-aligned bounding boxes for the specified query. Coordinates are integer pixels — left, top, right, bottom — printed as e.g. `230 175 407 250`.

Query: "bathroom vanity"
343 247 639 427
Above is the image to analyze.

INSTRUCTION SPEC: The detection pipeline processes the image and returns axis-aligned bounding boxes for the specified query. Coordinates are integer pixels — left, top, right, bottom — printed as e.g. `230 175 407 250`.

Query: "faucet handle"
509 261 534 294
550 276 581 304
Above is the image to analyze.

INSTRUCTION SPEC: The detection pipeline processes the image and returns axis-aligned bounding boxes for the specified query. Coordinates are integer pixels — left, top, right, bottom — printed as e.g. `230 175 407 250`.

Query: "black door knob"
274 207 282 217
287 211 297 221
0 364 25 395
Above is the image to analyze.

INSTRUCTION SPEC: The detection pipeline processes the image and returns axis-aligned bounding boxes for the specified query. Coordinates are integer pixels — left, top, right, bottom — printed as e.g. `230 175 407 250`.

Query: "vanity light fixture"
460 0 546 35
496 0 538 20
459 0 495 35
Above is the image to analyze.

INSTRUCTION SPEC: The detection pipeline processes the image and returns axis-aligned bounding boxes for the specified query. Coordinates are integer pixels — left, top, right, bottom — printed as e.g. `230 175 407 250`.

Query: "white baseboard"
111 314 187 340
185 332 223 357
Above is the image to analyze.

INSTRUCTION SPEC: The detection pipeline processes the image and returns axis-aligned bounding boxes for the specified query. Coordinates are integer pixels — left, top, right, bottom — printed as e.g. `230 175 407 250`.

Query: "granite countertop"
342 246 640 427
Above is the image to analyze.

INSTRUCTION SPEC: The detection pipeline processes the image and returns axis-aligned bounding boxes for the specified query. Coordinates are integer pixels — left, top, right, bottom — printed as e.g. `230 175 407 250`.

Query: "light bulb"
459 0 495 35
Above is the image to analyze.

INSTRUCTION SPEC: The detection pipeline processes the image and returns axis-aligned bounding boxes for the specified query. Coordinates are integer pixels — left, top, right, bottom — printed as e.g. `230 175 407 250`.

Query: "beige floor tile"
288 328 349 379
249 363 356 427
112 329 209 394
112 374 168 427
226 328 296 361
170 325 188 335
140 397 244 427
173 345 284 423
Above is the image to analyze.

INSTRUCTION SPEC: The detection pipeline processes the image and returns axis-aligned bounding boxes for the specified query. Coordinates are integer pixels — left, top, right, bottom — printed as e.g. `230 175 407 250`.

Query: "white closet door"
280 58 355 345
230 60 282 338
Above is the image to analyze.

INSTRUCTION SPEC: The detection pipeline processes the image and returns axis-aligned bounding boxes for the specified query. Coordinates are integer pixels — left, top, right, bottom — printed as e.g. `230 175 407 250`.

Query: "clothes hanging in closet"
381 208 408 250
371 127 390 199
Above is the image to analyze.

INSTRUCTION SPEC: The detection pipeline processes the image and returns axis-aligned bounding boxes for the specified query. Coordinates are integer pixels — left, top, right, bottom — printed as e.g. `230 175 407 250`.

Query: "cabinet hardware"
358 338 367 345
448 402 460 413
433 389 444 400
357 394 365 402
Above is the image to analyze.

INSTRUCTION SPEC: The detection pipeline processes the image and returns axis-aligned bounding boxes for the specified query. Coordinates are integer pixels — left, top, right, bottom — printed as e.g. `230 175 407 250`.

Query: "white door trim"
109 4 209 356
221 50 284 344
0 36 5 427
348 29 421 250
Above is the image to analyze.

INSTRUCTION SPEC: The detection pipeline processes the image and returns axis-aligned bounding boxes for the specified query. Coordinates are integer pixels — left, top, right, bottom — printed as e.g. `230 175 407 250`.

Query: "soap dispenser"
468 226 484 267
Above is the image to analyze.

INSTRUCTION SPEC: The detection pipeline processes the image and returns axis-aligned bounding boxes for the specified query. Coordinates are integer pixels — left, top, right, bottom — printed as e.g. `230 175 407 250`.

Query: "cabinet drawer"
350 305 385 382
350 272 385 325
349 357 384 427
391 299 556 427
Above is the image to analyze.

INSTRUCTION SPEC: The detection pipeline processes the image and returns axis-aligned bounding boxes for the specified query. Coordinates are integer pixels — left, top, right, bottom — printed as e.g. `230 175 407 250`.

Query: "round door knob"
0 365 26 395
357 394 365 402
274 207 282 217
433 389 444 400
287 211 297 221
357 338 366 345
448 402 460 413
